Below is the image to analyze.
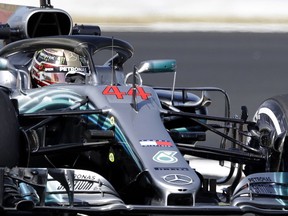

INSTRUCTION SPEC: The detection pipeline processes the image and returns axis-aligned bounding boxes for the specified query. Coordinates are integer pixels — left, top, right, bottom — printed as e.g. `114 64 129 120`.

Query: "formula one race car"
0 1 287 215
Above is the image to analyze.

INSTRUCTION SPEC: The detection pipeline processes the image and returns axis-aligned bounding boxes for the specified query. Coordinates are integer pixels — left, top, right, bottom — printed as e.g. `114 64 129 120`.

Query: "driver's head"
30 48 88 87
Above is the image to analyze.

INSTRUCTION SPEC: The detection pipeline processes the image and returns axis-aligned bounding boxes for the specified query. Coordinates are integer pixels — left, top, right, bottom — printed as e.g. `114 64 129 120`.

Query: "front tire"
0 89 20 167
253 94 288 172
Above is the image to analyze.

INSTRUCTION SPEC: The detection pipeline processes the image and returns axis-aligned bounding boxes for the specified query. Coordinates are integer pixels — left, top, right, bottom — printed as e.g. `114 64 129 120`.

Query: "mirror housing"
0 58 30 92
0 58 18 90
137 59 176 73
124 59 177 86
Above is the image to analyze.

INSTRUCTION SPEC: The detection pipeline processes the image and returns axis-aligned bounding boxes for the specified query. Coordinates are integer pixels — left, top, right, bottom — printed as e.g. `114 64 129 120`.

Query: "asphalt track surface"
104 31 288 119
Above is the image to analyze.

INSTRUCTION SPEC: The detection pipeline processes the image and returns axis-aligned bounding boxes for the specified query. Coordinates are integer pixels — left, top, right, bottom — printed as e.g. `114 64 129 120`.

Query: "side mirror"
0 57 30 92
0 57 15 71
124 59 177 86
137 59 176 73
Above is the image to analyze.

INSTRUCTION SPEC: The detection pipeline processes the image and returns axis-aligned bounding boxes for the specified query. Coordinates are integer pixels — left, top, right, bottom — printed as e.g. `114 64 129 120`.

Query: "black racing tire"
253 94 288 172
0 89 20 167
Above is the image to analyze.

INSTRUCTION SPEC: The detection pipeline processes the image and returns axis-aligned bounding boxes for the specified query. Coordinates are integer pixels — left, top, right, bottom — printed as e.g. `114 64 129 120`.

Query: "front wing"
1 167 288 215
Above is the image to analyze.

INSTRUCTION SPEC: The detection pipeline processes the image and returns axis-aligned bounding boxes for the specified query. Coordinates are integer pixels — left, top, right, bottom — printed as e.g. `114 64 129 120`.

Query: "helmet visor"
31 71 66 86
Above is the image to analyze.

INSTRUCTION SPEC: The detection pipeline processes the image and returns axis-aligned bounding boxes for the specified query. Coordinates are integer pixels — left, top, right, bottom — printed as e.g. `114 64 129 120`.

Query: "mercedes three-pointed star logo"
163 174 193 185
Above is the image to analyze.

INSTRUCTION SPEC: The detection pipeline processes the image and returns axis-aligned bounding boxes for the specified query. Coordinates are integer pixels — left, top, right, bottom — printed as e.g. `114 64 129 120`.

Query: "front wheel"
0 89 20 167
252 94 288 172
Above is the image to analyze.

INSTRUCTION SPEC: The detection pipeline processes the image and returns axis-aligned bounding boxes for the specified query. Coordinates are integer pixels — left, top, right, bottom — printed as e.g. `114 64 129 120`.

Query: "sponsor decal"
109 116 115 125
140 140 172 147
154 167 189 171
163 174 193 185
109 152 115 163
38 51 58 62
74 174 97 181
44 68 54 72
59 66 86 73
57 180 94 191
48 173 100 192
153 151 178 164
102 86 151 100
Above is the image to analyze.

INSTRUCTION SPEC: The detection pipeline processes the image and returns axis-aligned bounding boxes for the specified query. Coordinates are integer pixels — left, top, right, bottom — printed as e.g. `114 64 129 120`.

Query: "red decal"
140 140 173 147
156 141 172 146
102 86 126 99
103 86 151 100
127 87 152 100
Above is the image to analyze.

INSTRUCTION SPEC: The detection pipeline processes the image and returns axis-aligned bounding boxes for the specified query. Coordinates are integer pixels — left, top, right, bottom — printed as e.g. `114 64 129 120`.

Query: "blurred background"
1 0 288 32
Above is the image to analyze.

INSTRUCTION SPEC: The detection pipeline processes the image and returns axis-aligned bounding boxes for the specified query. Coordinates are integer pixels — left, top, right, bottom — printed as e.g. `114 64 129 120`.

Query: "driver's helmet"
30 48 88 87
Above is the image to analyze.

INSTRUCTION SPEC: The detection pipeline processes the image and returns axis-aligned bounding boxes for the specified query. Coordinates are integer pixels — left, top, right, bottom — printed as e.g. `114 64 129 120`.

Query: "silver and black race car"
0 1 287 215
